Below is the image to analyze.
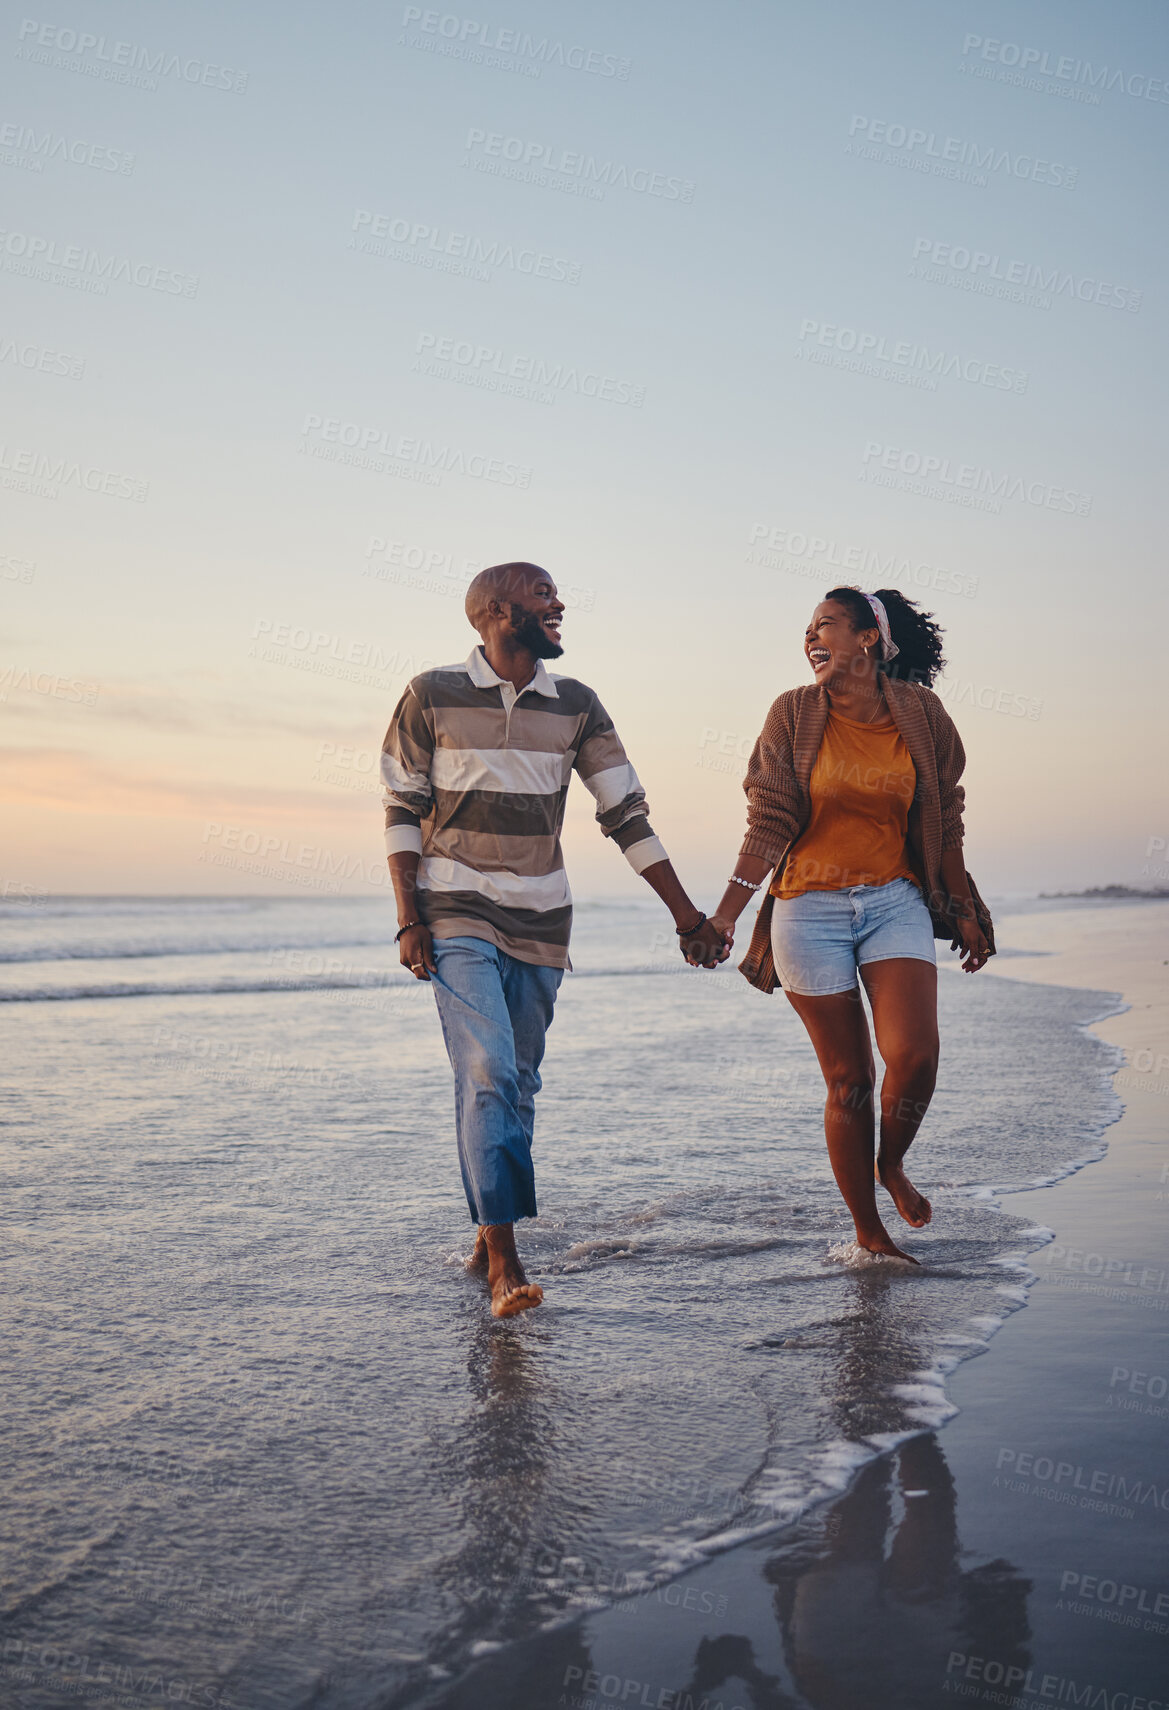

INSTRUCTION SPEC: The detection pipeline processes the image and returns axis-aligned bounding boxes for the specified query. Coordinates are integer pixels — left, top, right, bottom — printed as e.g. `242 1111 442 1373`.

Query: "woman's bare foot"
876 1154 932 1228
856 1224 921 1265
482 1224 544 1317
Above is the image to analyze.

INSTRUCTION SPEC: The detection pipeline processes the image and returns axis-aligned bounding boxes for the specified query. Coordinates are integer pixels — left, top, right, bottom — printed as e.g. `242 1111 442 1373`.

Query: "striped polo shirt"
381 645 668 969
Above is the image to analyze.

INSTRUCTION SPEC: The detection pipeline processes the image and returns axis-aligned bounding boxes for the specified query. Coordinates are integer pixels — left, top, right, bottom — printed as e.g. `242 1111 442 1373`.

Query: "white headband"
862 593 899 662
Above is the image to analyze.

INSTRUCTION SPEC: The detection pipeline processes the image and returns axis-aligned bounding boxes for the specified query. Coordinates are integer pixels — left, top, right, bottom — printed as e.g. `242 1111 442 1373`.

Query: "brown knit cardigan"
738 679 969 993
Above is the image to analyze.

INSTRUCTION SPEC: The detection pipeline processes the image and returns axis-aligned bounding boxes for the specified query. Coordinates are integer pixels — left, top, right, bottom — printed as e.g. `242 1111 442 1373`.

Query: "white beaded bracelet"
727 875 761 891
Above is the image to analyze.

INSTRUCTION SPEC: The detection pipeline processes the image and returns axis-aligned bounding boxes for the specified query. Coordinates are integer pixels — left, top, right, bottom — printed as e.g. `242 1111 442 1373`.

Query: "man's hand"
399 922 437 981
679 918 731 969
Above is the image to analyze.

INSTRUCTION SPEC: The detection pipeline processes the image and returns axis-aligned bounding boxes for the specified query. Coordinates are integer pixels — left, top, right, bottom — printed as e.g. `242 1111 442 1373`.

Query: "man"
381 562 727 1317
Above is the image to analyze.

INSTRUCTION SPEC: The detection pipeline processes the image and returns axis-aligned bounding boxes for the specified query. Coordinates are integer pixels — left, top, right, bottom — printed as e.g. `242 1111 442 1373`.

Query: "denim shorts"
769 875 936 996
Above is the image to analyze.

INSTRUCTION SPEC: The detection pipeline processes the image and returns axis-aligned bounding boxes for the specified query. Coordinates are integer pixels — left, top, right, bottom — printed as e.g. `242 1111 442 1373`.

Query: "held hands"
710 912 736 948
679 915 733 969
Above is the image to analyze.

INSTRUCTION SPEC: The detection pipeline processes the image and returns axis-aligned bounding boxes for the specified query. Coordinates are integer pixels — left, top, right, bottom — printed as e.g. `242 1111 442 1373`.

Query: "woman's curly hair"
823 586 946 687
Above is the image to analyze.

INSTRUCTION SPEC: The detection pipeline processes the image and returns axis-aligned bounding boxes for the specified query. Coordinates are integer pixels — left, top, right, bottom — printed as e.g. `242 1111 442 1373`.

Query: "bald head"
465 562 548 633
463 561 565 666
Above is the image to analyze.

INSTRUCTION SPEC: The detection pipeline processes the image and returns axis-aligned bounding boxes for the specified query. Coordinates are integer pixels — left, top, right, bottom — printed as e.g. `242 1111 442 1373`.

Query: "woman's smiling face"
804 599 879 683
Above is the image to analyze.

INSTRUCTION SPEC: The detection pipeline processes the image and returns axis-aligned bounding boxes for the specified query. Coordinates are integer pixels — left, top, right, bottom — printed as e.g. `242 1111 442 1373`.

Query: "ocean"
0 894 1123 1710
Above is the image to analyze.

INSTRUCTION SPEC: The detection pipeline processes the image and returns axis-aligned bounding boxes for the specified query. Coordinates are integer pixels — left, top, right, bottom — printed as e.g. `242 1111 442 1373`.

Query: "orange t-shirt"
773 709 919 899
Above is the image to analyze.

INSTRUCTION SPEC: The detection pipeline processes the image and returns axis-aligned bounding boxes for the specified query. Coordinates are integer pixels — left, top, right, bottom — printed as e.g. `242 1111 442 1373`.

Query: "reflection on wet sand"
768 1433 1031 1710
420 1276 1033 1710
418 1314 560 1657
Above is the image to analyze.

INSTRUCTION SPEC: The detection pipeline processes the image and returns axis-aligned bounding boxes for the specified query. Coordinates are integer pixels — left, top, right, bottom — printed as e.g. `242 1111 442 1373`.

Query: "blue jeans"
430 936 563 1225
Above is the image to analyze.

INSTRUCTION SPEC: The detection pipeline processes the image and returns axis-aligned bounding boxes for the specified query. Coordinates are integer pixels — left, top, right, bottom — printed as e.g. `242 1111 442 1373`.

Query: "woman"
708 588 992 1264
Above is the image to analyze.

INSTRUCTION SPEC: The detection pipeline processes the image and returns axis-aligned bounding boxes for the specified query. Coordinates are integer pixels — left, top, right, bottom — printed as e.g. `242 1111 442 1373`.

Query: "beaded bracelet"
727 875 761 891
394 920 423 942
676 912 707 937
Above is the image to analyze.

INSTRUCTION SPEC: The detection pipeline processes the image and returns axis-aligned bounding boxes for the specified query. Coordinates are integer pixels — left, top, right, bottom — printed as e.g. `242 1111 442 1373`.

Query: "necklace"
830 690 888 724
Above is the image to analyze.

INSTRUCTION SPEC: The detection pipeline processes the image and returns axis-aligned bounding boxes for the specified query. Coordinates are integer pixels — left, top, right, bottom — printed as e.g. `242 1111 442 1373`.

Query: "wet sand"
417 902 1169 1710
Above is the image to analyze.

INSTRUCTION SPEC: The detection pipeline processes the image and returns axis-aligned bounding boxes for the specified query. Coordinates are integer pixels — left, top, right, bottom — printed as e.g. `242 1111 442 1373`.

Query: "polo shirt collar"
465 645 559 698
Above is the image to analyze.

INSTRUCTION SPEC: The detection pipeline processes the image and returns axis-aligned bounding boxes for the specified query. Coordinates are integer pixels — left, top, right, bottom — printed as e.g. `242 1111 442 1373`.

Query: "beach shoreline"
417 900 1169 1710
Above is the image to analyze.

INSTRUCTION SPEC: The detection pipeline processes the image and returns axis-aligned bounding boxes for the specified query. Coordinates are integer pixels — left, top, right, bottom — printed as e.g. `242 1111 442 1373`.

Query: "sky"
2 0 1167 901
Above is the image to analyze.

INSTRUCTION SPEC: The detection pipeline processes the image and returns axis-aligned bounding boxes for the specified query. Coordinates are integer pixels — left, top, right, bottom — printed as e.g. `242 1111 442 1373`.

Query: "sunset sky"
3 0 1167 901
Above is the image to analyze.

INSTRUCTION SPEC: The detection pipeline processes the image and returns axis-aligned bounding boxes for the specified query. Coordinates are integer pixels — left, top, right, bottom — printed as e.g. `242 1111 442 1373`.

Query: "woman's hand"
399 923 437 980
955 914 990 973
710 912 736 951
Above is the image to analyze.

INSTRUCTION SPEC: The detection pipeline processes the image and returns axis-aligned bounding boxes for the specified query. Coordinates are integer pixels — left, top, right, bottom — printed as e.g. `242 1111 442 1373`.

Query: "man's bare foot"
856 1225 921 1266
491 1273 544 1317
465 1228 489 1274
876 1155 932 1228
482 1224 544 1318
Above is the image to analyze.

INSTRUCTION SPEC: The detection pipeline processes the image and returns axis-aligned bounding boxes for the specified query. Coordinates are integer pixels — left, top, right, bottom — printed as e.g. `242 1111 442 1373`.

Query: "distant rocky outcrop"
1039 885 1169 899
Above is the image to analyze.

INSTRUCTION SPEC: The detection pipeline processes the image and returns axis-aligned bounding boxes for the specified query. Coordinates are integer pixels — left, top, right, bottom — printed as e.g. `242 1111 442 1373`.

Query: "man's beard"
510 608 563 658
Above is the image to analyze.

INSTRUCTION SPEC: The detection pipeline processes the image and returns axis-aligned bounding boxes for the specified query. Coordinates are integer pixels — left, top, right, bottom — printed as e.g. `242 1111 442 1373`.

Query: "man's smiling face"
506 567 566 659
